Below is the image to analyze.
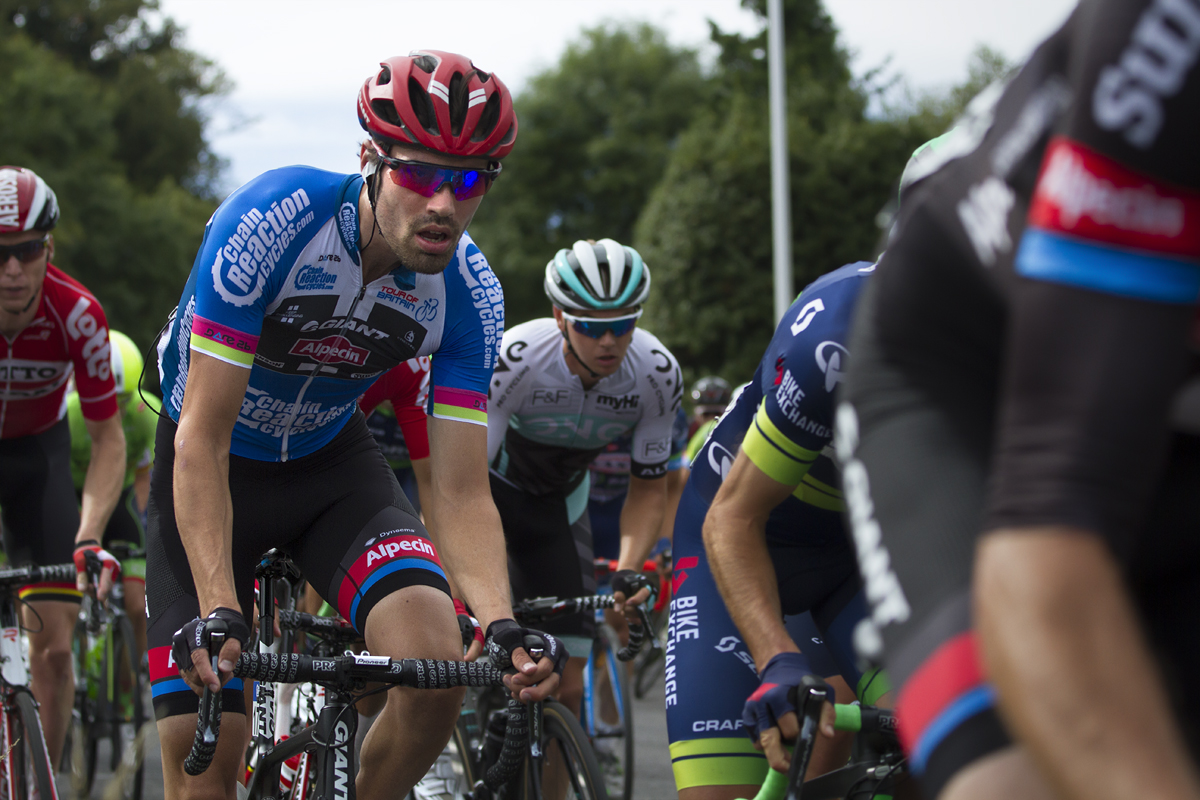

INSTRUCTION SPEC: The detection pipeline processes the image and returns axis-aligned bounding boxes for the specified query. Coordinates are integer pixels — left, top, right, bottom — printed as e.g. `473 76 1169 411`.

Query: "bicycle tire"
522 700 609 800
585 626 633 800
102 615 145 800
13 689 58 800
68 615 99 797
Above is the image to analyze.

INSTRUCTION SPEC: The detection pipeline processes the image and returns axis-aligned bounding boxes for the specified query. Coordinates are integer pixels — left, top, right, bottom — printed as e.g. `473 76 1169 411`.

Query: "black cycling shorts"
490 473 596 652
146 410 450 720
0 418 82 603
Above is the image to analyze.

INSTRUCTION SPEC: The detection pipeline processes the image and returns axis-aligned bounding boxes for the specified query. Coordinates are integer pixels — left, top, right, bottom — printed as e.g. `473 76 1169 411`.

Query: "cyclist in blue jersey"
146 51 565 800
666 262 881 800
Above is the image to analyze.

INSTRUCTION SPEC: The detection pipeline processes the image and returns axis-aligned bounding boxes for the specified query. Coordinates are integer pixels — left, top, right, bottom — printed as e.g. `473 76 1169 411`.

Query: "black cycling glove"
171 607 250 674
611 569 655 603
485 619 569 676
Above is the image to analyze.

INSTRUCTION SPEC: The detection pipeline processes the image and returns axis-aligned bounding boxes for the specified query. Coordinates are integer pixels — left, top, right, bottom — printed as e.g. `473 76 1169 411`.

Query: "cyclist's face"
554 307 638 379
0 230 50 316
371 144 490 275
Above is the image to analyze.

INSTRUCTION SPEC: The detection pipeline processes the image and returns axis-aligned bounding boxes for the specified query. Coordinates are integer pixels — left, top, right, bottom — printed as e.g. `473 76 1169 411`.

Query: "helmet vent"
377 66 391 85
449 72 465 137
371 98 403 127
475 69 491 83
407 77 438 134
413 55 437 74
472 93 500 142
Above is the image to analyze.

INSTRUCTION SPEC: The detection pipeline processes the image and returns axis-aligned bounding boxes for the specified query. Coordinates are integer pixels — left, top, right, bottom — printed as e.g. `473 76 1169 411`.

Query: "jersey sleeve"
629 339 683 479
667 406 690 470
394 358 431 461
131 398 161 471
187 170 322 368
741 288 850 487
428 235 503 427
66 296 119 421
485 327 529 463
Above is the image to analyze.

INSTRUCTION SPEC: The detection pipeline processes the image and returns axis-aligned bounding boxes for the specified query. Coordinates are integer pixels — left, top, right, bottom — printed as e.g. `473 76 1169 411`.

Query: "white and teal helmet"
544 239 650 311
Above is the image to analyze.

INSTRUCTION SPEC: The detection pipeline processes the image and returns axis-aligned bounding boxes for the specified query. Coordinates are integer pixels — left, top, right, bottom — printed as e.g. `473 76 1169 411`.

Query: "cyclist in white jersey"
487 238 682 712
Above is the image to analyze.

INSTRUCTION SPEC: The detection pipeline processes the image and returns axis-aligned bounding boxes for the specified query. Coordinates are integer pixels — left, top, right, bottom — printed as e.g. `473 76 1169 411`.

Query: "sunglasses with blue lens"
561 309 642 339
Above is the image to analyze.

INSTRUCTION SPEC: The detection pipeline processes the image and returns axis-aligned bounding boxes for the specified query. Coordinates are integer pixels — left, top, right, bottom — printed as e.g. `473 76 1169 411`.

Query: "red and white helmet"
0 166 60 234
358 51 517 159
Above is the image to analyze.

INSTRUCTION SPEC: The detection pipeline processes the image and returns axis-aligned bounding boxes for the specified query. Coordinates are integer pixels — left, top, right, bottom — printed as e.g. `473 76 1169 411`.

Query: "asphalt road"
78 675 677 800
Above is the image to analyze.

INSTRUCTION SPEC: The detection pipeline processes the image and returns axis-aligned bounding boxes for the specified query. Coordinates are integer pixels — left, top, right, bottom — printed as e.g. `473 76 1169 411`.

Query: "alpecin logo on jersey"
212 189 316 307
1029 138 1199 255
364 536 437 567
288 335 369 366
294 264 338 291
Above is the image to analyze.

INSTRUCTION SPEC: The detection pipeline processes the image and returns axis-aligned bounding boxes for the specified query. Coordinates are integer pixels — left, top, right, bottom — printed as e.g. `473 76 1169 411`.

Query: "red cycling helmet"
0 166 60 234
358 51 518 160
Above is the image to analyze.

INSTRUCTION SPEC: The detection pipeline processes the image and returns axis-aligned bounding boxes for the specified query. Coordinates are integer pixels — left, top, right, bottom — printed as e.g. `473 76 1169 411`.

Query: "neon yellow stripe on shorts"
792 472 846 512
670 737 767 789
742 403 820 486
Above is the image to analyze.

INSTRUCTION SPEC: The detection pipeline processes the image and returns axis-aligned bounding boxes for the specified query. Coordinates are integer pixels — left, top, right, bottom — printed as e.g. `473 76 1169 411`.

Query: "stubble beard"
378 214 462 275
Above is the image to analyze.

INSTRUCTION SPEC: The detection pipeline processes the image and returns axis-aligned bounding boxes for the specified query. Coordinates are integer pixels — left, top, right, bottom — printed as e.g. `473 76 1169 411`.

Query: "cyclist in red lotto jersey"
0 165 126 766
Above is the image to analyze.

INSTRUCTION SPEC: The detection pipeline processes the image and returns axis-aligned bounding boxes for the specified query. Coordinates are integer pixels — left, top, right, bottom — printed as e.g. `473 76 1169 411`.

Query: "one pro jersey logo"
211 189 317 307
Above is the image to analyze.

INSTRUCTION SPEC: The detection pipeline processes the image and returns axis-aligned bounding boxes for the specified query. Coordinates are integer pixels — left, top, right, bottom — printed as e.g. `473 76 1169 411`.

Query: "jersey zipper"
277 283 368 461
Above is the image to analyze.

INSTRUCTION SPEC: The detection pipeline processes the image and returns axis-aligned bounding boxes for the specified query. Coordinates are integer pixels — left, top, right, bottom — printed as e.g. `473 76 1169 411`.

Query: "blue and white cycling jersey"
157 166 503 462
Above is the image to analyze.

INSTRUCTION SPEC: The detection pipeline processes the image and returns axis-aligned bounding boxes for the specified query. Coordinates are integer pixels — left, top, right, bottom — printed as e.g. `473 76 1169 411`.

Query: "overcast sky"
159 0 1079 191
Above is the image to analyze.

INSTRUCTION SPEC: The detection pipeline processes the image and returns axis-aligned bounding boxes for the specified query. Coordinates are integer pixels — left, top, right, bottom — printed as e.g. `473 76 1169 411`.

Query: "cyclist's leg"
667 480 765 800
104 485 148 661
840 282 1053 800
145 417 259 800
493 473 597 715
292 416 461 800
0 418 83 767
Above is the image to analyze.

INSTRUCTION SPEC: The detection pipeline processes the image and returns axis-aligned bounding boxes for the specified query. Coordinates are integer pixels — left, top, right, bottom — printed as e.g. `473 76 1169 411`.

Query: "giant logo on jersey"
212 189 316 307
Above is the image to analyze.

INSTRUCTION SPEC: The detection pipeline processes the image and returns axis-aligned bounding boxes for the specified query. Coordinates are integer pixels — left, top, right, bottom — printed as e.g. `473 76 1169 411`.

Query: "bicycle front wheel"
523 700 609 800
12 689 59 800
102 615 146 800
585 626 633 800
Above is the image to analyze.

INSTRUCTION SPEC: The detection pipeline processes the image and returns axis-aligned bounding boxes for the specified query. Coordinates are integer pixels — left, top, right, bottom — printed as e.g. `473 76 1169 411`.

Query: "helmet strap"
560 324 602 380
360 172 381 253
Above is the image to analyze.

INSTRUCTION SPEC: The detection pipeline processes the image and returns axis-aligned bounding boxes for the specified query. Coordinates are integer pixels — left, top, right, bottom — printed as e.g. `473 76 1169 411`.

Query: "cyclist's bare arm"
173 350 251 692
616 474 667 604
78 411 126 546
705 449 838 761
427 415 558 699
705 450 799 668
977 528 1200 800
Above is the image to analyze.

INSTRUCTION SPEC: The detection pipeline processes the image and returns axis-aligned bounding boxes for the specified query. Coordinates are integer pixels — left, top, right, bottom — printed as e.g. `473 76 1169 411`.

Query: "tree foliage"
0 0 225 372
638 0 984 383
467 23 708 323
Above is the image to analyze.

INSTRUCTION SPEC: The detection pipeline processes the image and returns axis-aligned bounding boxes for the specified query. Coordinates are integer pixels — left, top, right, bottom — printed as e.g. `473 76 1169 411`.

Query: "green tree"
0 0 223 375
637 0 967 382
467 23 709 324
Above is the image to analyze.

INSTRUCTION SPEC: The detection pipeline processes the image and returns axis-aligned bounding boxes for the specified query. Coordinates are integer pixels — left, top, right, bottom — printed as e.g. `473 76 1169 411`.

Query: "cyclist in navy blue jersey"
145 51 565 800
666 262 881 800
